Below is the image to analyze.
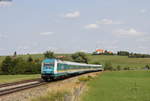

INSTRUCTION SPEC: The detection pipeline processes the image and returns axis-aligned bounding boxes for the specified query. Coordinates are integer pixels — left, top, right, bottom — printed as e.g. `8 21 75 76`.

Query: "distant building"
56 56 65 59
95 49 105 54
93 49 113 55
108 51 113 54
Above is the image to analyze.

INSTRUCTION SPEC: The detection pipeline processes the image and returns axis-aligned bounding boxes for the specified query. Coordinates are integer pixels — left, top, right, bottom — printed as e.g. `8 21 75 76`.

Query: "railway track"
0 78 47 96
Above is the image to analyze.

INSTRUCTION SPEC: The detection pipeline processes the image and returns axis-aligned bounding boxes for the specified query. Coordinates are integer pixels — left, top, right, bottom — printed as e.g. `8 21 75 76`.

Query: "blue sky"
0 0 150 55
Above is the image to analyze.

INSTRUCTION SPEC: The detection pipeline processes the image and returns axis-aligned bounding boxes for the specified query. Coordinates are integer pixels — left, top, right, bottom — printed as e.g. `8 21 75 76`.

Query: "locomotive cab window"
43 63 54 68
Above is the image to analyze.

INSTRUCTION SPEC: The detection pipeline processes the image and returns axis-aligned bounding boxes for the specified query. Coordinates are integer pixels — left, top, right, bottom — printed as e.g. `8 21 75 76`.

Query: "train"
41 58 103 81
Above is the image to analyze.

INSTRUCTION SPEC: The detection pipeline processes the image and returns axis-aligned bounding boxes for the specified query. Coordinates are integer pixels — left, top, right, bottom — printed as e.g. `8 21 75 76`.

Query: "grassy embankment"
0 74 40 84
82 71 150 101
31 73 95 101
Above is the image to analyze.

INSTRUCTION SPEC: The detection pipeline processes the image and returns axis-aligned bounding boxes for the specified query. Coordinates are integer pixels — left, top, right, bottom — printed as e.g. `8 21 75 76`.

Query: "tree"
71 52 89 63
34 58 40 63
1 56 14 74
13 58 26 74
144 64 150 70
13 51 17 57
117 51 129 56
123 67 130 70
27 56 33 62
0 56 41 74
44 51 55 58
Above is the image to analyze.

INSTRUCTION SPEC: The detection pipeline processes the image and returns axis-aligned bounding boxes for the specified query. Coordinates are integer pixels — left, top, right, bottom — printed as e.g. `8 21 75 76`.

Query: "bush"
32 91 68 101
129 53 150 58
27 56 33 62
123 67 130 70
104 61 113 71
144 64 150 70
117 51 129 56
44 50 55 58
116 65 121 71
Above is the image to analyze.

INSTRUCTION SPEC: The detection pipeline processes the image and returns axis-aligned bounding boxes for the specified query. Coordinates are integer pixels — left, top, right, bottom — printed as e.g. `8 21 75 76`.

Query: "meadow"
87 55 150 68
82 71 150 101
0 74 40 84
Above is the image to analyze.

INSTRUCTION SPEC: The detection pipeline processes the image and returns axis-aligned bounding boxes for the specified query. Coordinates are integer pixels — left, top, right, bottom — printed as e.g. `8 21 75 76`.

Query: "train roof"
57 60 102 67
42 58 102 67
42 58 55 63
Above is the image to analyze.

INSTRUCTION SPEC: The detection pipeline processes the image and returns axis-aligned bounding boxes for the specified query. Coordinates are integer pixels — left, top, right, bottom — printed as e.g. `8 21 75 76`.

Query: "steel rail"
0 78 42 88
0 79 47 96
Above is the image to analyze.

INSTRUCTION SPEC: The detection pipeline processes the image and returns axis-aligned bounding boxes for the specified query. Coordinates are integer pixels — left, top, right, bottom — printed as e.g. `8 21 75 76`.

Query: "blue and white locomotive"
41 58 103 81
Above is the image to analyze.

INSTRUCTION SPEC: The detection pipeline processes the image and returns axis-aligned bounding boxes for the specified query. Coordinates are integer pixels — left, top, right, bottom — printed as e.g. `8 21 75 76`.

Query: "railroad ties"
0 79 46 96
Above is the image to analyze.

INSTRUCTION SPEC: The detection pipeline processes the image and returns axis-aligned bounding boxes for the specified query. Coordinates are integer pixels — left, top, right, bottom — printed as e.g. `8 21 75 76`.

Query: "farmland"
87 55 150 68
82 71 150 101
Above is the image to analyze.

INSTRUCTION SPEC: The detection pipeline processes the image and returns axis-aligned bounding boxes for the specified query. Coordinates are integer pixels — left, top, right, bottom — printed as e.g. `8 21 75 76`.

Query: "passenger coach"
41 58 103 81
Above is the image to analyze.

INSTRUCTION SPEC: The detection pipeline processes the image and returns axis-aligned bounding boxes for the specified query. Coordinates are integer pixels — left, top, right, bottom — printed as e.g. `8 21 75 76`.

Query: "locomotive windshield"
43 63 54 68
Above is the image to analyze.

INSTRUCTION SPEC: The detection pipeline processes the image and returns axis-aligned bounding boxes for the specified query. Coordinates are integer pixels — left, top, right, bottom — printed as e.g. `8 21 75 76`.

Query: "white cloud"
113 28 144 36
64 11 80 18
97 19 122 25
140 9 148 13
40 32 54 36
0 0 12 7
84 18 122 29
84 24 99 29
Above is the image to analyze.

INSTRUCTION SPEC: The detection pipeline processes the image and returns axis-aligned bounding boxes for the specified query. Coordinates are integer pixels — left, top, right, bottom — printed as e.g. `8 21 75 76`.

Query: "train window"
61 64 65 70
43 63 54 68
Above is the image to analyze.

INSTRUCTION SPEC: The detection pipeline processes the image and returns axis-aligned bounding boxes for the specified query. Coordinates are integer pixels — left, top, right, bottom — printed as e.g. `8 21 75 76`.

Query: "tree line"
93 50 150 58
0 56 41 75
117 51 150 58
0 51 89 75
1 50 149 75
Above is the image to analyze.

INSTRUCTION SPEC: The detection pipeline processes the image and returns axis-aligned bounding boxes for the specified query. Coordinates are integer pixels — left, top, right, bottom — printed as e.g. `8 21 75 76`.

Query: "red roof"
56 56 65 58
96 49 105 52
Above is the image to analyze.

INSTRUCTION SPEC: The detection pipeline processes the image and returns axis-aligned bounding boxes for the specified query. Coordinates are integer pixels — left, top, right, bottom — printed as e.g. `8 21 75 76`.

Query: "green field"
82 71 150 101
87 55 150 68
0 74 40 84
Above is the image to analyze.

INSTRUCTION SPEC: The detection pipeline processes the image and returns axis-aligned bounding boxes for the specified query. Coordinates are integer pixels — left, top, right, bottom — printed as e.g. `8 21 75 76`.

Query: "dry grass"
31 91 68 101
30 72 100 101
